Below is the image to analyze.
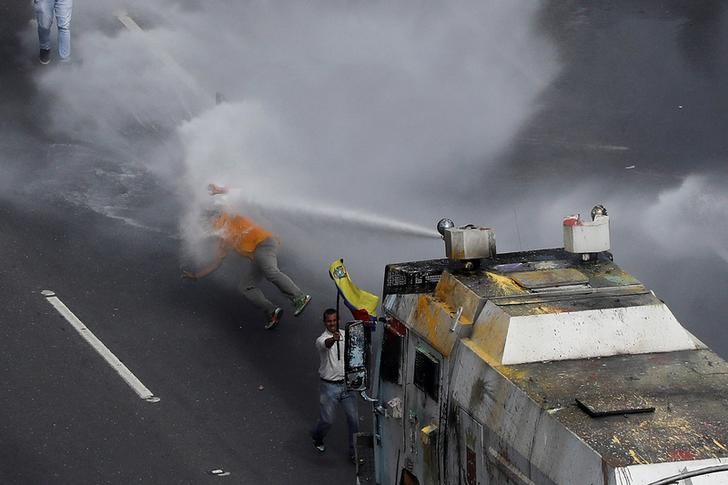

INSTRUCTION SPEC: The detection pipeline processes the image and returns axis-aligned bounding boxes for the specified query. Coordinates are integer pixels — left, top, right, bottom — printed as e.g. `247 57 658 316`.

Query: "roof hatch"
576 394 655 418
510 268 589 290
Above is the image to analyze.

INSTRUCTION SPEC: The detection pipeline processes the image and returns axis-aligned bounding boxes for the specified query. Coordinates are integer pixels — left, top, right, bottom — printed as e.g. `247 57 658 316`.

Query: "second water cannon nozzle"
591 204 608 221
563 204 611 256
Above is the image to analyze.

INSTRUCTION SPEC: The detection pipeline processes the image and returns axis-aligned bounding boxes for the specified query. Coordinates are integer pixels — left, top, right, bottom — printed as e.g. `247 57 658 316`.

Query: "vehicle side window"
380 326 403 384
413 348 440 402
466 446 477 485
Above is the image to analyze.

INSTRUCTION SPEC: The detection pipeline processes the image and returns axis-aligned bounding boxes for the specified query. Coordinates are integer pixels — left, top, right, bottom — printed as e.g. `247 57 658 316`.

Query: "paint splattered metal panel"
470 249 641 298
499 349 728 467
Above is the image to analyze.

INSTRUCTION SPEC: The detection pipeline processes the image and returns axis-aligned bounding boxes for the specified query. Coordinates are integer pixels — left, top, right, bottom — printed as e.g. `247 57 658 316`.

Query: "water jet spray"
218 190 440 239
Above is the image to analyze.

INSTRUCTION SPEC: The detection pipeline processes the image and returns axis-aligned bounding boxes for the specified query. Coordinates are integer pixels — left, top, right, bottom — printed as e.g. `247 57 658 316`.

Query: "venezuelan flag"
329 259 379 322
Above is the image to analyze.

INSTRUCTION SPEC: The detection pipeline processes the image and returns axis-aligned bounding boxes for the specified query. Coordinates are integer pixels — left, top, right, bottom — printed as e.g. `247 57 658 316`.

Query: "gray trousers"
238 238 303 314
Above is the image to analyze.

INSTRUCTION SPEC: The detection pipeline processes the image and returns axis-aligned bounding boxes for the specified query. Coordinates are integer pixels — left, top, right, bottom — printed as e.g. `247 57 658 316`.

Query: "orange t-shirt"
213 212 274 257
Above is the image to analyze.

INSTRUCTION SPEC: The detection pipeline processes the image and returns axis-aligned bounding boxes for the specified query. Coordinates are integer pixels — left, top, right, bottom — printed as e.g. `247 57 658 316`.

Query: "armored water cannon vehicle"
346 206 728 485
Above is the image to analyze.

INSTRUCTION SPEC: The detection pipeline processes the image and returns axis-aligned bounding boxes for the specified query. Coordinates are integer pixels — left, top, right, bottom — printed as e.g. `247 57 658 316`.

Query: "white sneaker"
265 307 283 330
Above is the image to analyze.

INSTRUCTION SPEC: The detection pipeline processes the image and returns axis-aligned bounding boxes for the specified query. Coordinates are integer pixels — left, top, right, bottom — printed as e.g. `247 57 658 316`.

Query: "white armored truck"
345 207 728 485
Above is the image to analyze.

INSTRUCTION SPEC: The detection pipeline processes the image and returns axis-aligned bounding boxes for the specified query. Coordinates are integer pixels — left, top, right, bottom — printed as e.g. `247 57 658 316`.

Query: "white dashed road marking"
114 10 215 108
42 290 160 403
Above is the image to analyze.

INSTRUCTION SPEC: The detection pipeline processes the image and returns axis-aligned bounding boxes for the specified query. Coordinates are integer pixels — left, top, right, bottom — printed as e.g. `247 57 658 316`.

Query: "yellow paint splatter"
628 449 649 465
713 439 728 452
484 272 526 295
531 305 557 314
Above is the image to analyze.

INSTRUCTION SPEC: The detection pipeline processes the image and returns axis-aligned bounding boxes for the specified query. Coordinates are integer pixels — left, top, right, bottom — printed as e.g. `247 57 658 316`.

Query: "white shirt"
316 329 346 381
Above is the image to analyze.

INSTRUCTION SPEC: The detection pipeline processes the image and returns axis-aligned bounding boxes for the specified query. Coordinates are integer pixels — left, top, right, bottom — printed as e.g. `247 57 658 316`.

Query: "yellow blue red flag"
329 259 379 322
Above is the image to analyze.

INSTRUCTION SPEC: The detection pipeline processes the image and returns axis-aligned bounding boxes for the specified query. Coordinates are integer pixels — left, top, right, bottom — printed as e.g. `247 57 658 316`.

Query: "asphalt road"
1 1 727 485
0 197 359 485
0 6 360 483
1 0 374 480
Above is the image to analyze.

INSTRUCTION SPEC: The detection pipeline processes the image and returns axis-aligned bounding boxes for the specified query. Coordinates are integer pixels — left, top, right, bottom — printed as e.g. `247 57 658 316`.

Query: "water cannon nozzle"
591 204 608 221
437 218 455 237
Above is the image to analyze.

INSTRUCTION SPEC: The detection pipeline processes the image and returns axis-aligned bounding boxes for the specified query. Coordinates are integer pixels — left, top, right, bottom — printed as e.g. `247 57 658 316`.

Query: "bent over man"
183 184 310 329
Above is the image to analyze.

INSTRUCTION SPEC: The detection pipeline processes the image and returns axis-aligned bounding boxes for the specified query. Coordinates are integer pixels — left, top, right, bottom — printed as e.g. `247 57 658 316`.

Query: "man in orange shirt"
182 184 310 329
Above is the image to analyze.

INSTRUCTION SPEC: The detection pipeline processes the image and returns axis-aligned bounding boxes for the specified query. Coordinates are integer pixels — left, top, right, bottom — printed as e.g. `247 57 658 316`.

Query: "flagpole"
336 288 341 360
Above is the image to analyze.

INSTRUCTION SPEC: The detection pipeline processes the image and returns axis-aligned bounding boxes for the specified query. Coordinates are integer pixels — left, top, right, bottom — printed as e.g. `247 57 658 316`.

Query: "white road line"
42 290 160 403
114 10 215 108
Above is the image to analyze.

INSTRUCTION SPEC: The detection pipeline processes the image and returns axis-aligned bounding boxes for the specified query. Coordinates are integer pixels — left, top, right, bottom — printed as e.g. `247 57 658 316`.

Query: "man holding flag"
310 308 359 461
309 261 379 460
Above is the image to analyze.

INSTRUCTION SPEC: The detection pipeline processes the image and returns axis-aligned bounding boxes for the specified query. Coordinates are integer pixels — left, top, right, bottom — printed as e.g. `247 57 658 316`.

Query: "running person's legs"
253 239 303 299
238 257 276 315
254 239 310 315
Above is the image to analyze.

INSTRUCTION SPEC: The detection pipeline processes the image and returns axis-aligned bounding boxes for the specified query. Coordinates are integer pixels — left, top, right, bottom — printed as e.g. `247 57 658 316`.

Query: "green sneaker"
293 295 311 316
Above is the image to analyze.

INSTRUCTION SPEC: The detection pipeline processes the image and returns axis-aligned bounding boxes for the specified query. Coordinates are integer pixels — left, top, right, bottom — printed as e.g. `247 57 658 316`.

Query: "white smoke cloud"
19 0 728 350
26 0 560 295
641 175 728 263
505 173 728 264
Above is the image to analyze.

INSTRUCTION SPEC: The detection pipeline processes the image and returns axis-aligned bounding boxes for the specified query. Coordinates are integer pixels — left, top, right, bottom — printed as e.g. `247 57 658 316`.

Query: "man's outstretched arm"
182 239 229 280
208 183 228 195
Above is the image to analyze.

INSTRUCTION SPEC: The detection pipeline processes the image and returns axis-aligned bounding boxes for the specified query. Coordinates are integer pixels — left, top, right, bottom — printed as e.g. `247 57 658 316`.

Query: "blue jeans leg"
55 0 73 60
34 0 53 51
33 0 72 58
311 382 338 443
340 389 359 454
311 383 360 454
